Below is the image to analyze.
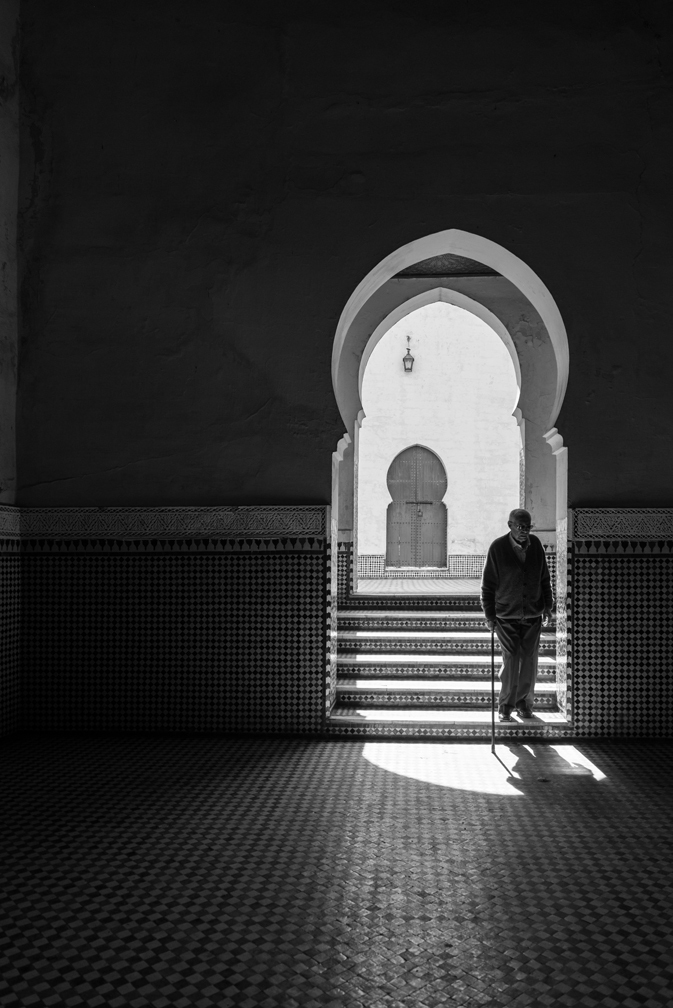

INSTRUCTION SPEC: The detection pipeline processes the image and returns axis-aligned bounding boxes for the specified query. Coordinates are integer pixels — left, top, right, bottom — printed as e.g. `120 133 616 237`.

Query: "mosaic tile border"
356 555 487 578
573 539 673 555
0 505 328 541
20 537 326 555
571 507 673 540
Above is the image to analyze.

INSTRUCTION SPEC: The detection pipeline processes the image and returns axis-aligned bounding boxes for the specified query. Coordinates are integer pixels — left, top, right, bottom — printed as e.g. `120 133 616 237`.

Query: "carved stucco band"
5 505 672 543
0 506 328 540
572 508 673 541
0 506 21 538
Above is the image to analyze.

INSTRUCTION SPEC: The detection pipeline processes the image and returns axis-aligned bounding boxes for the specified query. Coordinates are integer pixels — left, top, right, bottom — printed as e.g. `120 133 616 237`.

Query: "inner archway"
356 299 521 582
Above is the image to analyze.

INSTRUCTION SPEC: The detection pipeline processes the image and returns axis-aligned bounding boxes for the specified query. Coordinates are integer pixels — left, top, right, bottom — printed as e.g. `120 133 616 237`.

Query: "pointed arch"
332 228 568 438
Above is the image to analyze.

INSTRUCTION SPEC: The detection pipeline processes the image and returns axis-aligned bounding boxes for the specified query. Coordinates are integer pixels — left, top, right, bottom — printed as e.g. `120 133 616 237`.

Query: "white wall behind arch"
358 286 521 404
357 301 521 558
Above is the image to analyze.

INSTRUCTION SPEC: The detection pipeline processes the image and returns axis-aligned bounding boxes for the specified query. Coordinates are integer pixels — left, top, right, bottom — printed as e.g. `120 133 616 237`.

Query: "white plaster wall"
357 301 520 558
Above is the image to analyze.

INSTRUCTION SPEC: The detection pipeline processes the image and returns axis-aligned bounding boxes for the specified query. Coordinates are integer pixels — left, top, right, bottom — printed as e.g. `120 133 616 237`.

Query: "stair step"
338 610 484 619
336 678 557 693
337 636 556 655
338 617 557 632
339 615 556 622
329 707 569 725
336 665 556 681
336 698 557 710
342 599 482 611
336 683 557 709
337 653 555 666
339 619 487 629
339 621 499 632
335 698 558 710
339 630 555 639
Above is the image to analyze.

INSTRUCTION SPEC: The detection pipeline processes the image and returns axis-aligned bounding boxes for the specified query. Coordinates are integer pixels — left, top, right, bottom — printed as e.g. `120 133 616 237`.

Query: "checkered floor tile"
1 735 672 1007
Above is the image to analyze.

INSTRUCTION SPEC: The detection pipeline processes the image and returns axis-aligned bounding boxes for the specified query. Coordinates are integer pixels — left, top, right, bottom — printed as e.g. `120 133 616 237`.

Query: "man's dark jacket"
481 533 553 622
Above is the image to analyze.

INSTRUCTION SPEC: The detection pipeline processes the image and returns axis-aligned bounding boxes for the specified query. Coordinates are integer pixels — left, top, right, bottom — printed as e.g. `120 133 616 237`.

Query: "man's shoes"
516 707 535 719
498 712 513 722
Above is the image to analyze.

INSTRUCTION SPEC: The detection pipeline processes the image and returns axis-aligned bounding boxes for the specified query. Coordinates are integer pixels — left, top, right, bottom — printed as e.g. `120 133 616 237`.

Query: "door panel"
416 453 448 503
386 446 447 568
386 449 417 503
418 502 447 566
385 502 415 567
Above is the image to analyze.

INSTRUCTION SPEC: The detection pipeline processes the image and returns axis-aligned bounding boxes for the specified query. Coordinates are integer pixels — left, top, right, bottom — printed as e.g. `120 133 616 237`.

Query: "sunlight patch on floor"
362 742 524 795
362 742 608 794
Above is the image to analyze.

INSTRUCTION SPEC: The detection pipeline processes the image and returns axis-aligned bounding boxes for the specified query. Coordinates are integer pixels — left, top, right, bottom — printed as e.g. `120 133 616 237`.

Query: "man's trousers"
494 616 542 713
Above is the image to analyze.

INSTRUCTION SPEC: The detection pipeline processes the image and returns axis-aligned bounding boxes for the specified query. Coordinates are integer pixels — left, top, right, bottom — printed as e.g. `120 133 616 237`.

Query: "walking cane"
490 628 496 754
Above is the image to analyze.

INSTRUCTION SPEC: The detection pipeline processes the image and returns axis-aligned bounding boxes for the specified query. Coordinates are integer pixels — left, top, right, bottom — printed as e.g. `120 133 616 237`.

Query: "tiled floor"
1 735 672 1007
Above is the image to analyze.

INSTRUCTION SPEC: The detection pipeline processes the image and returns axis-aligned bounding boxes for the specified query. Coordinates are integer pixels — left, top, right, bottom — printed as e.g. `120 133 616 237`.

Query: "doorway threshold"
326 709 574 738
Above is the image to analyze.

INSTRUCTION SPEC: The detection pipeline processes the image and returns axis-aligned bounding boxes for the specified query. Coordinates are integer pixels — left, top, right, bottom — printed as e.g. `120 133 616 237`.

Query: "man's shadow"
493 742 598 795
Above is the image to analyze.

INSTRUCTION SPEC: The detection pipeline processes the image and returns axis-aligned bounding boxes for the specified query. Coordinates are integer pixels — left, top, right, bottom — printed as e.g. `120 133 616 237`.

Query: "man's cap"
508 508 532 524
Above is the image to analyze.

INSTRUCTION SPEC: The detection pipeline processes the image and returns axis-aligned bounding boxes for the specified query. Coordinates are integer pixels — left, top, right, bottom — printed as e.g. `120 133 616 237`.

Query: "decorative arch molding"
357 287 522 421
332 228 569 438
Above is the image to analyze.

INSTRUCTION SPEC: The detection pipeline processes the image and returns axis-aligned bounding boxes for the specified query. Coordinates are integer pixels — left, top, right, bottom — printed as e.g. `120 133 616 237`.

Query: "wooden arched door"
386 446 448 567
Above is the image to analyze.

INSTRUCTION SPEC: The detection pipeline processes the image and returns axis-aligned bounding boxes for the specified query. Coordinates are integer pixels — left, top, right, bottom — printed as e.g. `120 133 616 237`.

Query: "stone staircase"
329 594 563 734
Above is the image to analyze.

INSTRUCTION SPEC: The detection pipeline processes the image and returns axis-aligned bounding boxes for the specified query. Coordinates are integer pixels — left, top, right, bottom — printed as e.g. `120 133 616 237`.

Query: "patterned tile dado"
327 543 338 716
0 555 20 736
8 506 332 735
572 555 673 737
0 511 21 737
23 552 327 733
337 541 353 605
556 518 570 718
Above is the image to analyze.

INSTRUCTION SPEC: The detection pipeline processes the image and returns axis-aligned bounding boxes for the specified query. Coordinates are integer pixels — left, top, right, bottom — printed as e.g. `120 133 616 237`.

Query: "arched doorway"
330 229 570 718
386 445 447 568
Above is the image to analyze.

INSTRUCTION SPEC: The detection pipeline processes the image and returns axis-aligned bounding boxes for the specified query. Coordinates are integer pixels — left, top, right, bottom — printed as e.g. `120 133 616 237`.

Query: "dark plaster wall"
0 0 19 503
18 0 673 507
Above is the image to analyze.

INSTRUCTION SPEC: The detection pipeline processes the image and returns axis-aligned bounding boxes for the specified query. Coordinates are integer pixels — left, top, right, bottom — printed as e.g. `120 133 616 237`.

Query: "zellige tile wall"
2 507 330 735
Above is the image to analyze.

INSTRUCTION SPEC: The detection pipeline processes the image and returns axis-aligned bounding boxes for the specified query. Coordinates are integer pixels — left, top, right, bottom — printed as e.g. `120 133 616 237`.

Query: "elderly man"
481 508 553 722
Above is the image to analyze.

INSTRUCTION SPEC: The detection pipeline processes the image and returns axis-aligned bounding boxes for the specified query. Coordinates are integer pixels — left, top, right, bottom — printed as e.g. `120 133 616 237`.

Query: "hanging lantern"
402 347 415 372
